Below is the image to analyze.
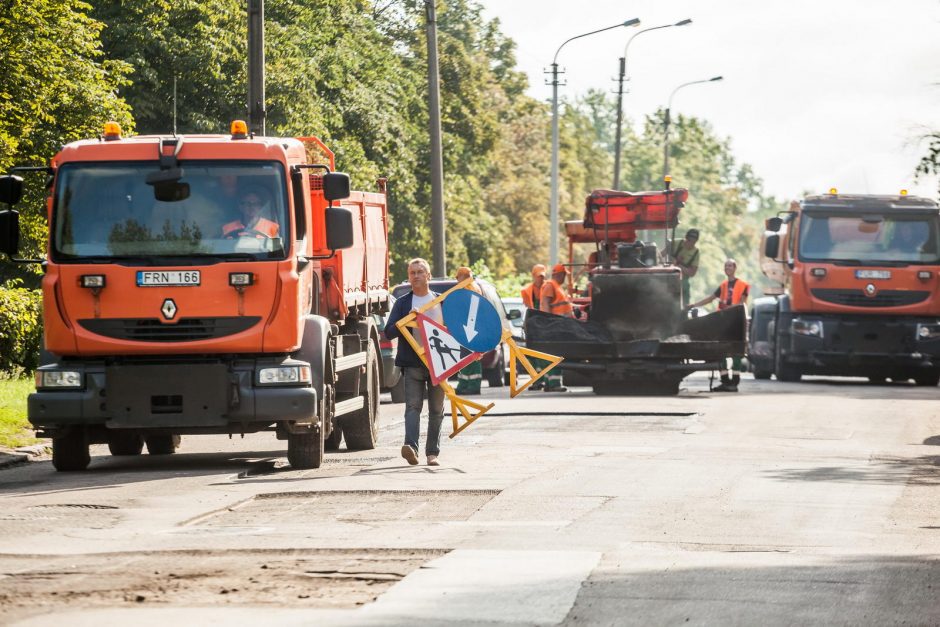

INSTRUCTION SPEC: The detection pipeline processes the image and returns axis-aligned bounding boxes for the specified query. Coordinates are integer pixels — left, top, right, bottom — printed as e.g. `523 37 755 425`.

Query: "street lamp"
662 75 723 181
612 18 692 190
549 18 640 266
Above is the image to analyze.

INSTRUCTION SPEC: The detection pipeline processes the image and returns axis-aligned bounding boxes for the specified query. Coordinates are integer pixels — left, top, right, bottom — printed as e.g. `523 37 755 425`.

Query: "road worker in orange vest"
520 263 548 389
455 266 483 395
689 258 750 392
222 185 279 239
539 263 575 392
521 264 546 310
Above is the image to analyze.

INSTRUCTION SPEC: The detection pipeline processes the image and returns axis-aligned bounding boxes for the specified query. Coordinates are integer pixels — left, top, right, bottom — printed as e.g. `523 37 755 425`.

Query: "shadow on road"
762 455 940 486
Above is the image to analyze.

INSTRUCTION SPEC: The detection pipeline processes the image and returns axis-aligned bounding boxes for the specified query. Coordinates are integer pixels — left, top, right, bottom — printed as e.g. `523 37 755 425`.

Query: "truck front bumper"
781 314 940 374
28 358 318 433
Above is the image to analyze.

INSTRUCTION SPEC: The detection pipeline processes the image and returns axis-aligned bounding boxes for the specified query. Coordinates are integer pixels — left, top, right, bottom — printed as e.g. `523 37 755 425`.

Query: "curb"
0 451 29 469
0 443 51 470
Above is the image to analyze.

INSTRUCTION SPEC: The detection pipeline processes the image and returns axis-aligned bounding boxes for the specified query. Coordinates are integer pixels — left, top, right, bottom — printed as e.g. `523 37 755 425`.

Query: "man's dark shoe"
401 445 418 465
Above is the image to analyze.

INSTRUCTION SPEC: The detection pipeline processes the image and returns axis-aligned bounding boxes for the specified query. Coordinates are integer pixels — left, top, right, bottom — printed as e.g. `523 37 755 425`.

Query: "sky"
476 0 940 201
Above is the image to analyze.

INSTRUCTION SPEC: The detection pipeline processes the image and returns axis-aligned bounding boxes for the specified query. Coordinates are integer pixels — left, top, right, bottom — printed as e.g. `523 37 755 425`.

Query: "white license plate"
136 270 201 287
855 270 891 280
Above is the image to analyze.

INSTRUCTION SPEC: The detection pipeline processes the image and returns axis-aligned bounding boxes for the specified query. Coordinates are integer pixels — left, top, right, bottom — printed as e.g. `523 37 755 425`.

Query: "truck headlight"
791 319 824 338
916 323 940 340
35 370 83 389
257 365 311 386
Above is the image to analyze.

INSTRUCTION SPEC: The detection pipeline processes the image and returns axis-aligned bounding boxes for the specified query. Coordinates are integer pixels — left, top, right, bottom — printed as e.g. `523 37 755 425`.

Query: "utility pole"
247 0 266 136
425 0 446 278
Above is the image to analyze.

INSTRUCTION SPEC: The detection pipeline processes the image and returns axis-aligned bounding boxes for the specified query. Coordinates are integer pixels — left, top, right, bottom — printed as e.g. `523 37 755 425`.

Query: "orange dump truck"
752 191 940 384
0 123 390 470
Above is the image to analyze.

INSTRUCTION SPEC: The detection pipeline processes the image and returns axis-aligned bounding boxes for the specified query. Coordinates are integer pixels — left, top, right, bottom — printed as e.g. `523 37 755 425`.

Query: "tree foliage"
5 0 783 299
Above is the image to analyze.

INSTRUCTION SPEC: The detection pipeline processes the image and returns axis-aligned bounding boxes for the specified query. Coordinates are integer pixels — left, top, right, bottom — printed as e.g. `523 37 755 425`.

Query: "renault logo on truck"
865 283 876 297
161 298 178 320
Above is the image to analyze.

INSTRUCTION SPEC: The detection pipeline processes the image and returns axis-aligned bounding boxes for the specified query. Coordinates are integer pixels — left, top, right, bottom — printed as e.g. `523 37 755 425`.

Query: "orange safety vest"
718 278 749 310
521 282 542 310
541 279 573 316
222 217 279 239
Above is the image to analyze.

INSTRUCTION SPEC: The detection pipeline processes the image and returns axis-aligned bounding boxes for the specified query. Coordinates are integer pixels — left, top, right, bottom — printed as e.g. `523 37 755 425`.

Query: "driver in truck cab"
222 185 279 239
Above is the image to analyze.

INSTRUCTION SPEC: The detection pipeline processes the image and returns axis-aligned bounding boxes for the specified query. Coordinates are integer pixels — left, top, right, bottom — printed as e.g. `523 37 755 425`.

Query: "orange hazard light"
231 120 249 139
103 122 122 140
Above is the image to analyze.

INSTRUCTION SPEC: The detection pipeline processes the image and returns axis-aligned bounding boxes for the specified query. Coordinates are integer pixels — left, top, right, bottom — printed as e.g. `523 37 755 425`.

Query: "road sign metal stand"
394 278 563 438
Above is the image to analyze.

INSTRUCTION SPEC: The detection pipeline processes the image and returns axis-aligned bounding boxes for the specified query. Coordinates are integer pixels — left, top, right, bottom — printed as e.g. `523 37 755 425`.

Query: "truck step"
335 352 367 373
334 396 365 418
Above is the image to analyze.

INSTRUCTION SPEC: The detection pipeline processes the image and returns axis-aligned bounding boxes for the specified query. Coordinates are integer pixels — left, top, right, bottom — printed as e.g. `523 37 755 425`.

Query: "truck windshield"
798 212 940 265
53 161 289 261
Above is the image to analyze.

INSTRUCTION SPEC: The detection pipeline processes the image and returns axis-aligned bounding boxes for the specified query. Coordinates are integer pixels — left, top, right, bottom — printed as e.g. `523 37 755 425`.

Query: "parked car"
502 296 526 343
391 277 513 387
373 295 404 400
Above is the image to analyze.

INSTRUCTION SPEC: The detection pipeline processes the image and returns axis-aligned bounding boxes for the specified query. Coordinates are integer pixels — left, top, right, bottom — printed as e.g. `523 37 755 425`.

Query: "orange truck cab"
0 123 390 471
753 191 940 384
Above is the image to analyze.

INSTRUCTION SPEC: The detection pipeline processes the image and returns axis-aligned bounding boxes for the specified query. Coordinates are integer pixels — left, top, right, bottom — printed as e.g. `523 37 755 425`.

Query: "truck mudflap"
525 305 746 363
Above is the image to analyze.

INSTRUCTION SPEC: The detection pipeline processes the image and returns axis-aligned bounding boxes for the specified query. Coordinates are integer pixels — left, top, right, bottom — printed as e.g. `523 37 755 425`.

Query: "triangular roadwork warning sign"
417 313 482 386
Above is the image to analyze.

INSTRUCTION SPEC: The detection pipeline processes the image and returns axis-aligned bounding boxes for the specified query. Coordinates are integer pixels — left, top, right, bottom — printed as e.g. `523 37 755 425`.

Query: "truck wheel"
774 350 801 382
914 371 940 387
390 376 405 403
753 369 773 380
287 429 325 469
146 434 181 455
52 431 90 472
108 431 144 456
343 341 379 450
324 421 342 451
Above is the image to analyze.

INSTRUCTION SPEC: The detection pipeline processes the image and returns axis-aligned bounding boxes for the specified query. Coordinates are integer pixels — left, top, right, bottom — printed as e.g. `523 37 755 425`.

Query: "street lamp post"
549 18 640 267
612 19 691 190
662 76 723 181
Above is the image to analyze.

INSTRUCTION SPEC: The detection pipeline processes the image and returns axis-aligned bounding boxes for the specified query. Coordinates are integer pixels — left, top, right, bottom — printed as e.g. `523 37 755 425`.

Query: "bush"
0 281 43 374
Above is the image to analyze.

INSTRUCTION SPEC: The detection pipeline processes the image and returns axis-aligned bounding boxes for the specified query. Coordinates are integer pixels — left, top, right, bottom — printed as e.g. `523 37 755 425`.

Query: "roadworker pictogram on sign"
417 313 482 386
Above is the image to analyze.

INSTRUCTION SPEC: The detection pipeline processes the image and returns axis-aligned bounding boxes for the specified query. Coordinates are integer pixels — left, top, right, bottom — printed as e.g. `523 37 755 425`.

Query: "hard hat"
551 263 569 275
531 263 547 277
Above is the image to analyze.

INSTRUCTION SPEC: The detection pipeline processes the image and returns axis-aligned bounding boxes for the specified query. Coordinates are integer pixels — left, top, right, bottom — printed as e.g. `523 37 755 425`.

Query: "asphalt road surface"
1 373 939 626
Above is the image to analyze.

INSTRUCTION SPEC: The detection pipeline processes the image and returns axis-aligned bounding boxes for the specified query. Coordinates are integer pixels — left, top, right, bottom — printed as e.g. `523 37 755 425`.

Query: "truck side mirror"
507 309 522 320
764 234 780 259
765 216 783 232
0 175 24 206
323 173 351 202
0 209 21 257
325 206 354 250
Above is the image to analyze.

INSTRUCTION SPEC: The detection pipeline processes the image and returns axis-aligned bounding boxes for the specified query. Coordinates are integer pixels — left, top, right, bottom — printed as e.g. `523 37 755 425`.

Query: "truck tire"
287 429 325 469
753 369 773 380
324 422 342 451
914 371 940 387
108 431 144 456
146 434 181 455
343 341 379 450
774 345 801 382
52 430 90 472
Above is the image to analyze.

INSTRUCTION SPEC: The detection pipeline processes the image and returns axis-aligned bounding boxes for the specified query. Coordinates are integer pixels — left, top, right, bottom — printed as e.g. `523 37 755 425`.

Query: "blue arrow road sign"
441 289 502 353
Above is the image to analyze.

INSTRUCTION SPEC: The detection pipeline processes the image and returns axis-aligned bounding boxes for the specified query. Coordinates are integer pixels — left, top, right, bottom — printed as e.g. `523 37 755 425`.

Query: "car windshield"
798 212 940 264
53 161 289 262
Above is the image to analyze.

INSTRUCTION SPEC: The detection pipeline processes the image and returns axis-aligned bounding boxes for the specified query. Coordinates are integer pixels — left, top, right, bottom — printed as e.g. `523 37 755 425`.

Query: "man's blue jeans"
403 366 445 456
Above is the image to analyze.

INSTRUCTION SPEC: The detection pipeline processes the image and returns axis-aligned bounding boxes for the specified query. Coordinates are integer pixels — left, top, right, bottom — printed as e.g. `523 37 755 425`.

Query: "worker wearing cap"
521 264 548 389
454 267 484 395
521 264 546 310
672 228 700 306
539 263 574 392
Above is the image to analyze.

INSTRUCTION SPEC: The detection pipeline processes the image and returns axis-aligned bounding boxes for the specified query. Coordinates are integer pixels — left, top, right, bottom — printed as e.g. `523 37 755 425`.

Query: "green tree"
0 0 133 282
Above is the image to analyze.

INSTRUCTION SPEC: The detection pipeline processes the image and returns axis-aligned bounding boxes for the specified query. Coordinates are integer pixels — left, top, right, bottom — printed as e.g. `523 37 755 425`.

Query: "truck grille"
78 317 261 342
811 289 929 308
